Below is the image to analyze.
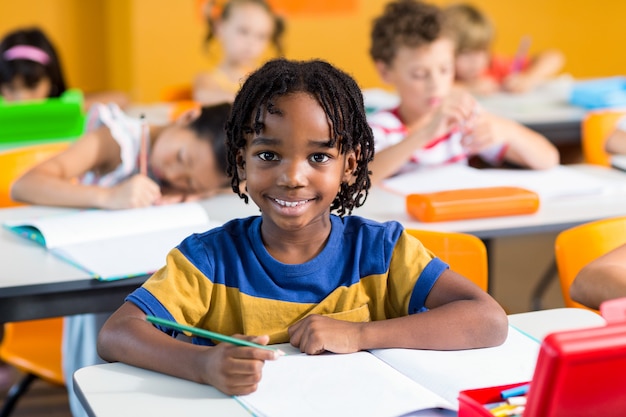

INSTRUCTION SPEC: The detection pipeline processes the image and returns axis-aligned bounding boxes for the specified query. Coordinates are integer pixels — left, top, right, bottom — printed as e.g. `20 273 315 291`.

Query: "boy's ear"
235 149 247 181
374 61 393 85
174 107 201 125
342 147 359 185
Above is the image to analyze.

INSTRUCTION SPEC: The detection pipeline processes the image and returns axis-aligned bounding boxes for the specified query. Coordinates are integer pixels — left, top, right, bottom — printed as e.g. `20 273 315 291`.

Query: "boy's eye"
258 151 278 161
310 153 330 163
410 71 427 80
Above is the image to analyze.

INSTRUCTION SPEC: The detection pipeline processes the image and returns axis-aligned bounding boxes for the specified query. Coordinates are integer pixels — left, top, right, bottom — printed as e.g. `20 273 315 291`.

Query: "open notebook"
236 326 539 417
3 202 219 281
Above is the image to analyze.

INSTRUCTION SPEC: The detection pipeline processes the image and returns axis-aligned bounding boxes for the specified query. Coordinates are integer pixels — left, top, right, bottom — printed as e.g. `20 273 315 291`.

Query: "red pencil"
139 114 148 176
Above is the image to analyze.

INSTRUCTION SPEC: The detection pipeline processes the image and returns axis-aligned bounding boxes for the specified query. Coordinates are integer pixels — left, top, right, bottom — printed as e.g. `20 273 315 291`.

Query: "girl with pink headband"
0 27 128 108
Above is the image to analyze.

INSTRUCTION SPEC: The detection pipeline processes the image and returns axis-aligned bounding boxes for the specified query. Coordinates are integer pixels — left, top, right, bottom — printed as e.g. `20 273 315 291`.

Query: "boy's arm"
570 244 626 310
605 128 626 155
503 49 565 93
10 126 161 209
97 301 280 395
479 112 560 169
289 269 508 354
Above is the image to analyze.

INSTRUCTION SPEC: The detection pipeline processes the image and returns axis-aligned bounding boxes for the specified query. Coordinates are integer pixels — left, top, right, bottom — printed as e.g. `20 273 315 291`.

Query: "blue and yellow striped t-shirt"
127 215 448 344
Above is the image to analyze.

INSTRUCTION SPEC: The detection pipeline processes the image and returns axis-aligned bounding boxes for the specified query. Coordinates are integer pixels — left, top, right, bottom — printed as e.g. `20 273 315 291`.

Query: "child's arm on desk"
288 269 508 355
570 244 626 310
467 112 559 169
606 128 626 155
98 302 280 396
502 49 565 93
10 126 161 209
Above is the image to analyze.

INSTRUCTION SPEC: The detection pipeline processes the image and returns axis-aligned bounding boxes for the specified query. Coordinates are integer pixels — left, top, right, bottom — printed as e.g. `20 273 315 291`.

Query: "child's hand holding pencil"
146 316 284 396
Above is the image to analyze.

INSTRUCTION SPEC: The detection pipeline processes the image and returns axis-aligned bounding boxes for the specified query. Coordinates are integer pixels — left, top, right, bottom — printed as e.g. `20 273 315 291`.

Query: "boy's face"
150 124 228 194
236 92 356 234
376 38 455 119
455 49 490 82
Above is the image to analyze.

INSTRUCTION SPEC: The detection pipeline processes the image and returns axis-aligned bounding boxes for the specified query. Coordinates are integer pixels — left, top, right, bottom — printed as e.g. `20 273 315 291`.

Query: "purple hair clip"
3 45 50 65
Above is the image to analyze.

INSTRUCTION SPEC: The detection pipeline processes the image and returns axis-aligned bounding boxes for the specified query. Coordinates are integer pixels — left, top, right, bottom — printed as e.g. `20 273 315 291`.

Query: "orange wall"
1 0 626 102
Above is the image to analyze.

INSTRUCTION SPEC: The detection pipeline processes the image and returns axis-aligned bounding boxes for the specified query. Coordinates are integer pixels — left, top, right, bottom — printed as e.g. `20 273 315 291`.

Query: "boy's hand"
461 112 502 154
203 334 279 396
502 73 536 93
104 174 161 209
288 314 363 355
424 90 477 141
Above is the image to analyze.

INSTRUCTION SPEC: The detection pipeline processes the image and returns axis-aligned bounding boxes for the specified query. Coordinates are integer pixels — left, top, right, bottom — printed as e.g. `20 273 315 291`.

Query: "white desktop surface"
355 164 626 238
73 308 606 417
0 193 259 290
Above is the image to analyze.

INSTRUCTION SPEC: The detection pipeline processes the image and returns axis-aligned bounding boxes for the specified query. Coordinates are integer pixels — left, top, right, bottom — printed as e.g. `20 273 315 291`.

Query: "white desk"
476 77 586 146
355 164 626 239
73 308 606 417
0 194 259 323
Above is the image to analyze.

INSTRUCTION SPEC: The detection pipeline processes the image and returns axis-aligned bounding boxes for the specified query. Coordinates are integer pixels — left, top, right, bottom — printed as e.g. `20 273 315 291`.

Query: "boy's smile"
238 92 356 244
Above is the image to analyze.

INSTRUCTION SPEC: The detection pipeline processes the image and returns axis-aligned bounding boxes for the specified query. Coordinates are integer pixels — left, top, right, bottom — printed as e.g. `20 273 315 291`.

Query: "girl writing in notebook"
366 0 559 183
11 102 232 417
97 58 508 396
0 27 129 109
193 0 285 105
11 103 232 208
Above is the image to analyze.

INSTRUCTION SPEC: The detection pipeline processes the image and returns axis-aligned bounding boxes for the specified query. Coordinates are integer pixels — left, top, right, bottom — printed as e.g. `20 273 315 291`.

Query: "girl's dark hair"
0 27 67 97
225 58 375 216
204 0 285 56
189 102 232 176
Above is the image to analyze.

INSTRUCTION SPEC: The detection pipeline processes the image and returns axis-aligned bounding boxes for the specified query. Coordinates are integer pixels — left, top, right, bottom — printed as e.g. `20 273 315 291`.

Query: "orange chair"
161 84 193 102
406 229 488 292
0 141 69 207
555 216 626 310
581 109 626 167
160 84 201 122
0 143 68 416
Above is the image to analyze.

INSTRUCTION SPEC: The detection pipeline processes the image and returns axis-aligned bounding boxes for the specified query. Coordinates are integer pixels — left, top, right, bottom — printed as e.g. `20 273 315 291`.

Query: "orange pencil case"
406 187 540 222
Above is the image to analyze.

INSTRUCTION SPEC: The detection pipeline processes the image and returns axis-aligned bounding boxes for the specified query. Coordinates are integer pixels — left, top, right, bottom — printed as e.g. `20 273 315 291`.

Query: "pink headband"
3 45 50 65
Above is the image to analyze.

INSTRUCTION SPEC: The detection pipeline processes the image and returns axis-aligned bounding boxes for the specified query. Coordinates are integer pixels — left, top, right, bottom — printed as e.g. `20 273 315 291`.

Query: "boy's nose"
277 160 307 188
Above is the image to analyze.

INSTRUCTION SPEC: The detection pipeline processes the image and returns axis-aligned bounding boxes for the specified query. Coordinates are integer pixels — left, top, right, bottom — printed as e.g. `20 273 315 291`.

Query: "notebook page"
53 221 220 280
370 326 539 409
236 351 453 417
3 202 209 249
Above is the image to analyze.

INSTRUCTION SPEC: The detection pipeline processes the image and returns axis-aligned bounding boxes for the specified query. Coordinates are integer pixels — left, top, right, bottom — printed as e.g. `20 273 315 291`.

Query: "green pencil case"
0 89 86 147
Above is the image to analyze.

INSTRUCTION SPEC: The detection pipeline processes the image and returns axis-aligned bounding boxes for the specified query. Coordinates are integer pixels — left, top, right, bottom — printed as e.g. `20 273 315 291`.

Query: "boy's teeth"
275 199 307 207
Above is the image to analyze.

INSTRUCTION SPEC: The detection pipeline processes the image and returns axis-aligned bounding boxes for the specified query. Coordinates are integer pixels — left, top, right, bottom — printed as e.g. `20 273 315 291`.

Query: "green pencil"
146 315 280 352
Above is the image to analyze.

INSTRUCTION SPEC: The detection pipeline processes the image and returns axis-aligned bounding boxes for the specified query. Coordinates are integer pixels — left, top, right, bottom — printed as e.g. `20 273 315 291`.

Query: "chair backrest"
555 216 626 310
0 318 65 384
161 84 193 102
406 229 488 292
0 141 69 207
581 109 626 166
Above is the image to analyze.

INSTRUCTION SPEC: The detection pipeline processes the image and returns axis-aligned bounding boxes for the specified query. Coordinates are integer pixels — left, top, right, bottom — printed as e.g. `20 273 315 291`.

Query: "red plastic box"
459 321 626 417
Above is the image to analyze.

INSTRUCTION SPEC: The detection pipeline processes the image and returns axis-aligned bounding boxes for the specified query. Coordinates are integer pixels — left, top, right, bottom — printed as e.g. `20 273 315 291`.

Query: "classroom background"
2 0 626 103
